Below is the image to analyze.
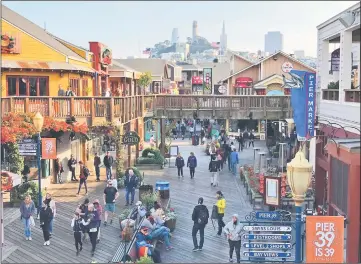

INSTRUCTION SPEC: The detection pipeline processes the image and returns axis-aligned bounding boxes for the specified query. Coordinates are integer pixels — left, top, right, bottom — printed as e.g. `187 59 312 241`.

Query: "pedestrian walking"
175 153 185 177
187 152 197 179
21 164 30 183
217 151 223 171
237 134 244 152
124 169 138 206
110 174 118 191
87 204 100 257
103 151 114 181
224 214 242 263
172 127 177 140
230 149 239 175
54 158 64 184
71 211 88 255
20 195 35 241
103 180 119 225
44 193 56 236
93 153 101 182
93 199 103 243
249 131 255 148
181 123 186 140
200 129 205 144
77 161 89 195
68 154 78 181
40 200 53 246
79 199 90 242
215 191 226 236
150 135 155 148
243 130 249 149
209 156 219 187
191 197 209 252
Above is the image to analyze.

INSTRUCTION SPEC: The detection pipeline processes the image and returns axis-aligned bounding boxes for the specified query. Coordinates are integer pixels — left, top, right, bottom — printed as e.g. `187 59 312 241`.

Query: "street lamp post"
33 112 44 217
287 150 313 263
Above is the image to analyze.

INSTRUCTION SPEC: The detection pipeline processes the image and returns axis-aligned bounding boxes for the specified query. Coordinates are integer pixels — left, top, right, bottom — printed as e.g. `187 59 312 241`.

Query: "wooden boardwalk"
141 140 257 263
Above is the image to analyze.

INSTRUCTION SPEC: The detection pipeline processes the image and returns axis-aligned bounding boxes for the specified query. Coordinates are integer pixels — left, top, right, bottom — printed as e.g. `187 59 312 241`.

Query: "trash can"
155 181 170 199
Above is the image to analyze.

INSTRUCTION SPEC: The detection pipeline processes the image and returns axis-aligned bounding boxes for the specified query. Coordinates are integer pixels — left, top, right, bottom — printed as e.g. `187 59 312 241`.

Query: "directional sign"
243 234 292 241
255 211 280 220
18 138 37 156
243 251 292 258
243 225 292 232
243 242 292 250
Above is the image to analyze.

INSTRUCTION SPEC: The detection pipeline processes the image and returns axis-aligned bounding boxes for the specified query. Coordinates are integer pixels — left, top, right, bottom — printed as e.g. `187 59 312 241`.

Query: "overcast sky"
3 1 359 57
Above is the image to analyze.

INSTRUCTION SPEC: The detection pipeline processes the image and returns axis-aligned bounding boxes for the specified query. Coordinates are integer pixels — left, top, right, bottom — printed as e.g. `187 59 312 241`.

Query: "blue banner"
287 70 316 140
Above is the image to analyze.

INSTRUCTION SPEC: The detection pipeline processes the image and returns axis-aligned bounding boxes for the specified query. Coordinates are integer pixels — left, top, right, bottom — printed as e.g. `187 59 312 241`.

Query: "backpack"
211 205 219 219
210 161 218 172
83 167 90 178
197 206 208 225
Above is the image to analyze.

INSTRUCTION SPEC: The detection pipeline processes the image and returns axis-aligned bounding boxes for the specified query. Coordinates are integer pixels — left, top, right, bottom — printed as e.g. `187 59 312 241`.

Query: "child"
71 211 90 256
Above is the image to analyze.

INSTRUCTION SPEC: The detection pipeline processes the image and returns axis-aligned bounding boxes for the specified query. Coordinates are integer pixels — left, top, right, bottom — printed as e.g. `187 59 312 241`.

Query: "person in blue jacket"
230 149 239 175
187 152 197 179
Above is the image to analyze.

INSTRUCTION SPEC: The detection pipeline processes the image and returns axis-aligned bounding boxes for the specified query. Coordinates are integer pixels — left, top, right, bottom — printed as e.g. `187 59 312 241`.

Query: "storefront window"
70 78 80 96
6 76 49 96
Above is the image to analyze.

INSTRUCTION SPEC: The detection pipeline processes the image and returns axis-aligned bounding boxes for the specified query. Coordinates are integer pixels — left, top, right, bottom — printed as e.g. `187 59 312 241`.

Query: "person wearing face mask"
224 214 242 263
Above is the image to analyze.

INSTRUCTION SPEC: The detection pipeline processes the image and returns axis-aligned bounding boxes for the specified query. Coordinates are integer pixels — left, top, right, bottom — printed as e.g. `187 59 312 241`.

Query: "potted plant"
137 256 154 264
139 184 154 201
164 208 177 232
118 208 132 226
140 191 158 211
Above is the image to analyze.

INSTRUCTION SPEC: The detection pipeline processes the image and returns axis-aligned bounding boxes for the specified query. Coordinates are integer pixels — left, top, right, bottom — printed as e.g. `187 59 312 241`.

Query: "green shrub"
141 148 164 164
137 157 163 165
138 256 154 264
117 166 144 188
10 182 43 206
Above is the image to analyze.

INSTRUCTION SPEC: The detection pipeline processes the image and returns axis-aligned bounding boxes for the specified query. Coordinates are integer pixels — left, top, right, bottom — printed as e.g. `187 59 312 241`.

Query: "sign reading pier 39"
306 216 344 263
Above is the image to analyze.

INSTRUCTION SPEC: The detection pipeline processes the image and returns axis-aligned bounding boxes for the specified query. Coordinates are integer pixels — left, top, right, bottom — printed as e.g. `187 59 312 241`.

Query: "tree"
138 72 152 95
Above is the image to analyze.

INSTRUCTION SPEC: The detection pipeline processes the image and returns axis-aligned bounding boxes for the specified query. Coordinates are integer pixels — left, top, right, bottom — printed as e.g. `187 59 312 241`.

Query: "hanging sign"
203 68 212 94
41 138 57 159
18 138 37 156
306 216 344 263
122 131 140 146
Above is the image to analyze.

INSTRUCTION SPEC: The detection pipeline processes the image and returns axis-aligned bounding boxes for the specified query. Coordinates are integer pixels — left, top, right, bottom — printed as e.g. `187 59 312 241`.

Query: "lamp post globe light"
33 112 44 217
287 150 313 263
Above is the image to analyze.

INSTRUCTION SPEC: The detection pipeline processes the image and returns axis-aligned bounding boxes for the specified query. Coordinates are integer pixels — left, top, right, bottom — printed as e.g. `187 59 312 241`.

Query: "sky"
3 1 359 58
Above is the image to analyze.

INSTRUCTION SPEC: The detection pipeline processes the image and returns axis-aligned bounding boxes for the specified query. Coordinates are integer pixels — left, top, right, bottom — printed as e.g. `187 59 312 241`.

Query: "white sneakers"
43 241 50 246
26 237 32 241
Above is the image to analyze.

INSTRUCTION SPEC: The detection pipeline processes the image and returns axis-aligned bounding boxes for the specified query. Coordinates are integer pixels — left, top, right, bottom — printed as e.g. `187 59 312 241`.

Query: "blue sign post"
255 211 280 221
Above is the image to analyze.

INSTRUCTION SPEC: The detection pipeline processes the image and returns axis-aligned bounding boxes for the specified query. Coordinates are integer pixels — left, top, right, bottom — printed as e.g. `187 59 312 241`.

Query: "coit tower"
192 20 198 40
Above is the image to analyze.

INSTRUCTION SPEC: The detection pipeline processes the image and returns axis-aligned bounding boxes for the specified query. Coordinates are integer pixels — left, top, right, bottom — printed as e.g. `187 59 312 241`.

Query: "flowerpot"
165 218 176 232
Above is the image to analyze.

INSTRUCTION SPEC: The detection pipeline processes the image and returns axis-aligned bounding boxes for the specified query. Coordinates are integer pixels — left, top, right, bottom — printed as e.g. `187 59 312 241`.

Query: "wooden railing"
322 89 339 101
344 89 360 103
1 95 292 124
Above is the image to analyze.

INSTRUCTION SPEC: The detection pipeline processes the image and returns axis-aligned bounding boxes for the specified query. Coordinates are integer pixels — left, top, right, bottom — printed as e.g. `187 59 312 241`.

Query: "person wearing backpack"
77 161 89 196
191 197 209 252
209 156 219 187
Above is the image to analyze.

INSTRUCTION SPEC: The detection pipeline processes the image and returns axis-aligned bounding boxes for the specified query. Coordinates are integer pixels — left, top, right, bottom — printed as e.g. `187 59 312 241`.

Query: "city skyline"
3 1 359 58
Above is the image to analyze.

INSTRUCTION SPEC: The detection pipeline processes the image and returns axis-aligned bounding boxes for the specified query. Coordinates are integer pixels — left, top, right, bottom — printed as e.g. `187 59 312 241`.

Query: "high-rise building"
192 21 198 40
294 50 305 59
264 31 283 54
220 20 227 55
171 28 179 44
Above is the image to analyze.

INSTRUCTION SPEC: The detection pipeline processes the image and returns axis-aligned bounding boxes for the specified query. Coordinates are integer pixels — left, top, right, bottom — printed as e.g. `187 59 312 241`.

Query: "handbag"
211 205 219 220
29 216 35 227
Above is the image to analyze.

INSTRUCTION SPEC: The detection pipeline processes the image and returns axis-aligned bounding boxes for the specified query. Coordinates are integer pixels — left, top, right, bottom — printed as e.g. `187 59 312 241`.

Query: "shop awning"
2 60 95 73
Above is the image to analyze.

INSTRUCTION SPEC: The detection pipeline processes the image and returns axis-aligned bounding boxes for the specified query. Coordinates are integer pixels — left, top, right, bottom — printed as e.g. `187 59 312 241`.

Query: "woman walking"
54 158 64 184
20 195 36 241
187 152 197 179
93 199 103 243
44 193 56 236
215 191 226 236
79 199 90 242
87 204 100 257
71 210 89 256
40 200 53 246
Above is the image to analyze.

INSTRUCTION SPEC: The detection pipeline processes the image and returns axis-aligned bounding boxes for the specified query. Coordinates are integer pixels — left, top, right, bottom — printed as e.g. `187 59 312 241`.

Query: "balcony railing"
1 95 292 124
322 89 339 101
344 89 360 103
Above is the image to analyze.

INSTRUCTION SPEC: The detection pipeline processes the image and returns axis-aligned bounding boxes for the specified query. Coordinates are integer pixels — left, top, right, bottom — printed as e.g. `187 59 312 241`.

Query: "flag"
142 48 151 55
211 42 220 48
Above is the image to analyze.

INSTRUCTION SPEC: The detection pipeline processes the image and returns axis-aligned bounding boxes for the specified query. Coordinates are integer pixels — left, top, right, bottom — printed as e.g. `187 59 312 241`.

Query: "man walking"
68 154 77 181
243 130 249 149
77 161 89 196
249 130 255 148
175 153 185 177
237 134 244 152
103 180 119 226
124 169 138 206
209 156 219 187
224 214 242 263
93 153 101 182
191 197 209 252
230 149 239 176
187 152 197 179
103 151 114 181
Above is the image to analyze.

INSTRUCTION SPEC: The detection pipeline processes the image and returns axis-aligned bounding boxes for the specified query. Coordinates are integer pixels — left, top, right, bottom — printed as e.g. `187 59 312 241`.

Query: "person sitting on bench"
151 203 166 228
141 212 173 250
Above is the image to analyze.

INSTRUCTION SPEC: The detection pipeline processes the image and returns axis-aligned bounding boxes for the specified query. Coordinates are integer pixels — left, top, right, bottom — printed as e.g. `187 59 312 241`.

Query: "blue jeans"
151 227 171 247
22 218 31 238
231 162 237 175
49 218 53 233
95 166 100 180
125 188 135 204
106 167 112 180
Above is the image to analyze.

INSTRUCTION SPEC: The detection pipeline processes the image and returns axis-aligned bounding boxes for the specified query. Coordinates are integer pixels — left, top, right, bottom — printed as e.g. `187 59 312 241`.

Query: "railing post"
48 98 52 117
110 98 115 123
263 96 266 117
246 96 250 116
122 98 126 123
24 98 29 113
180 95 183 116
228 97 232 117
9 97 13 113
90 98 95 125
70 97 75 117
212 96 215 117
